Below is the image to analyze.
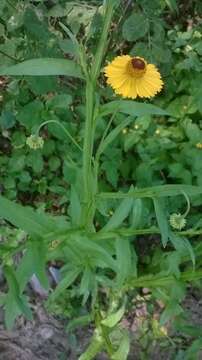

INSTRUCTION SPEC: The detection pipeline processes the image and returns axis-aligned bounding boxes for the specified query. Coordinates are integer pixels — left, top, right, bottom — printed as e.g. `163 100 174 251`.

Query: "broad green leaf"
46 94 72 109
122 12 149 42
101 305 125 327
102 196 133 231
153 198 169 247
100 100 168 117
0 195 67 237
16 100 44 130
0 111 16 130
0 58 83 78
111 331 130 360
98 185 202 200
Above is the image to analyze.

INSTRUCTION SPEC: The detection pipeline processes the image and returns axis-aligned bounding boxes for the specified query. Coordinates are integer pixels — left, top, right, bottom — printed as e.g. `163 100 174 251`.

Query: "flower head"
26 134 44 150
104 55 163 99
169 213 186 230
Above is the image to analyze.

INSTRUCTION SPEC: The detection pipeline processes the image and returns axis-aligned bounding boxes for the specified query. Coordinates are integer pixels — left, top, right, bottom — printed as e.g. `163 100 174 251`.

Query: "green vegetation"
0 0 202 358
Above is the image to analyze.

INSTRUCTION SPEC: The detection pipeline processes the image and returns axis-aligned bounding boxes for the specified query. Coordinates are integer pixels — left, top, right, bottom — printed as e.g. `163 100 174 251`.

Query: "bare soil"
0 289 202 360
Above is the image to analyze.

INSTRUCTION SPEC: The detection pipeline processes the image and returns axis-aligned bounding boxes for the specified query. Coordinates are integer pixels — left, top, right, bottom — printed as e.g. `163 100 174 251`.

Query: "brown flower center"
131 57 146 70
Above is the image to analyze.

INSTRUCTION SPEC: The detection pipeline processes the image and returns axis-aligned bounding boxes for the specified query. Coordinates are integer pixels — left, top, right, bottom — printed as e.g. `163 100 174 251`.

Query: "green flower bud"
26 135 44 150
169 213 186 230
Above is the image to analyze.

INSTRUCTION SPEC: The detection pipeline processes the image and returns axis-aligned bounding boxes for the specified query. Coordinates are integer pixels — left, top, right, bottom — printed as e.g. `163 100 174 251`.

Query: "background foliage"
0 0 202 358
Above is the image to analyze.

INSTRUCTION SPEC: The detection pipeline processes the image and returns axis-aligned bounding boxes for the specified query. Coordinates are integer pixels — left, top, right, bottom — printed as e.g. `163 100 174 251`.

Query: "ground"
0 288 202 360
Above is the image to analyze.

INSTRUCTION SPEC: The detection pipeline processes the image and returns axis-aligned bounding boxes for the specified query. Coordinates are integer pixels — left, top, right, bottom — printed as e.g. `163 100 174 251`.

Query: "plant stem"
37 119 82 152
82 1 116 228
82 79 95 227
91 2 116 83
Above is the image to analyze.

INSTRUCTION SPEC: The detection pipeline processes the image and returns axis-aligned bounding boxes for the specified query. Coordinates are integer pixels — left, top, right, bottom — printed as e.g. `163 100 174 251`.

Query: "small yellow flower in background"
196 142 202 149
104 55 163 99
26 134 44 150
155 128 161 135
122 128 128 134
169 213 186 230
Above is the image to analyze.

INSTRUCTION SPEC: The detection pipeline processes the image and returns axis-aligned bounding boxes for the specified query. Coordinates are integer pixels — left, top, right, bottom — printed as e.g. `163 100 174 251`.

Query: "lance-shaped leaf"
0 195 64 237
100 100 169 117
0 58 83 78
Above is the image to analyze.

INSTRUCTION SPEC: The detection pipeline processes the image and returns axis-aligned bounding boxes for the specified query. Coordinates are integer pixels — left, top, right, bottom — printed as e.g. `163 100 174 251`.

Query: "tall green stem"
82 1 116 228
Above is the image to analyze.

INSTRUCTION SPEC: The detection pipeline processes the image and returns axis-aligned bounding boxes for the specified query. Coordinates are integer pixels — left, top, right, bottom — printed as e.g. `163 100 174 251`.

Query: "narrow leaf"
98 185 202 200
111 331 130 360
75 237 117 272
153 198 169 247
50 268 80 301
102 195 133 231
69 185 81 226
79 332 104 360
170 234 195 268
100 100 169 117
97 116 134 155
101 305 125 327
0 195 66 237
0 58 83 78
116 237 132 286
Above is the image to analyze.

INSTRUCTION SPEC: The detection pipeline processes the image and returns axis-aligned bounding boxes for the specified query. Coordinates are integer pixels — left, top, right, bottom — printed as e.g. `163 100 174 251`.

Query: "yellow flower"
104 55 163 99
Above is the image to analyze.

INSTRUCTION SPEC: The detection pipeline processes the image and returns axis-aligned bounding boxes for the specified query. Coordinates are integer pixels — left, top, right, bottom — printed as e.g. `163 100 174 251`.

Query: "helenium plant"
1 1 202 359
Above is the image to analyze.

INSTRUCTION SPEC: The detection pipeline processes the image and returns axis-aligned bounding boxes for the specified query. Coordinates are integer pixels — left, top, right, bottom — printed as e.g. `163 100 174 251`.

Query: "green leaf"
26 76 58 95
160 301 183 325
122 12 149 42
16 100 44 130
130 198 143 229
79 266 93 303
102 192 134 231
4 266 33 329
67 314 92 332
9 240 50 296
153 198 169 247
116 237 132 286
185 338 202 359
50 268 80 301
170 234 195 268
69 185 81 226
79 332 103 360
100 100 169 117
0 58 83 78
0 111 16 130
75 237 117 272
111 331 130 360
98 185 202 200
165 0 178 13
46 94 72 110
101 304 125 327
0 195 61 237
97 117 134 156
